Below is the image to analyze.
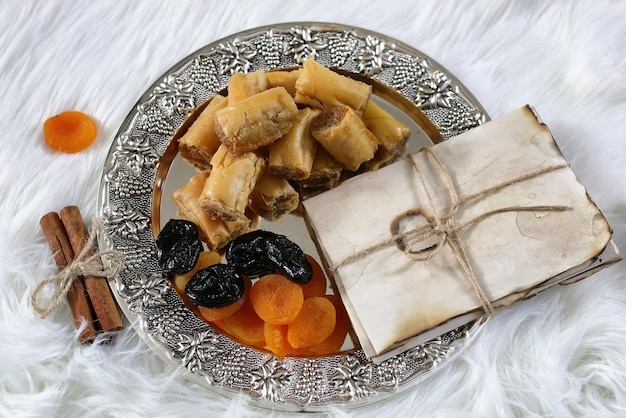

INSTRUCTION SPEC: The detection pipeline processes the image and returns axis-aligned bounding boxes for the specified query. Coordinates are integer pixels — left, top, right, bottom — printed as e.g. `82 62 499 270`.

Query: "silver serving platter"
98 22 489 412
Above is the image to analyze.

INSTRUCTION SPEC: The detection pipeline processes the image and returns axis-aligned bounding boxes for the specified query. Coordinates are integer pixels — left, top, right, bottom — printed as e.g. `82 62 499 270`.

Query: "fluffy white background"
1 0 625 417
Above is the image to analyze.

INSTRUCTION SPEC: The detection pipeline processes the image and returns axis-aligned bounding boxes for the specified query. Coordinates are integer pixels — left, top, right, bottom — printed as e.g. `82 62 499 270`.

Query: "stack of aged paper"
303 105 621 362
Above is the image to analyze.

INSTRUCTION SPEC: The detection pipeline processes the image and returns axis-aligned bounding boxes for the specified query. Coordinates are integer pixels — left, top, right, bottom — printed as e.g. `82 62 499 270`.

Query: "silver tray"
98 22 489 412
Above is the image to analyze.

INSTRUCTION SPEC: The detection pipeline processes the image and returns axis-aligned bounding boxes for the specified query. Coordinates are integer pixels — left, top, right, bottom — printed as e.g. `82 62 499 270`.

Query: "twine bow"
31 219 125 319
331 147 570 316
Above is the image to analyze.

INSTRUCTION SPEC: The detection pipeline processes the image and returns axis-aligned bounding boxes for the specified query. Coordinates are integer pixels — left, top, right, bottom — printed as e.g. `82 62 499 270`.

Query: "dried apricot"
250 274 304 325
298 254 327 299
221 297 266 346
43 111 97 153
197 276 251 322
264 323 294 358
287 296 336 349
211 319 226 330
307 295 351 355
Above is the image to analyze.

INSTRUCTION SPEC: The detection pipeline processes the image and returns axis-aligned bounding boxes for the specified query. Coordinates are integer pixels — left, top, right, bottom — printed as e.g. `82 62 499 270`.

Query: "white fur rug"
2 0 625 416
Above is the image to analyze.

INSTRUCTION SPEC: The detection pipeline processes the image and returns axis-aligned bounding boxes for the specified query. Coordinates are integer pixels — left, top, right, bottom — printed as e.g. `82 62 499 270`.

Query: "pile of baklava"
173 58 411 251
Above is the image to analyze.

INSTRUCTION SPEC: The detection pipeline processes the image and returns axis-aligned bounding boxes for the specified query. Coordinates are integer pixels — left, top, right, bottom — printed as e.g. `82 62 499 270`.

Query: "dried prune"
266 234 312 284
225 230 313 284
156 219 202 277
224 230 275 278
185 264 245 309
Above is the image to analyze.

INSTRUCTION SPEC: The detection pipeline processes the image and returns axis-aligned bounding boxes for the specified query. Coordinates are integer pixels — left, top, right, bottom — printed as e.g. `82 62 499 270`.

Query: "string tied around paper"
31 218 125 319
330 147 571 317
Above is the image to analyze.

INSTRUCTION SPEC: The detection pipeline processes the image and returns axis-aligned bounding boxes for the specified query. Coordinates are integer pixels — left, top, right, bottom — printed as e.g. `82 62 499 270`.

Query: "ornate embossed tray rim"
97 22 489 412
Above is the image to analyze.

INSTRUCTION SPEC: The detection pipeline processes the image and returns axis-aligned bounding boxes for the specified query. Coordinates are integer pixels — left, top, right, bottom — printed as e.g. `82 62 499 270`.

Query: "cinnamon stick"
59 206 124 333
39 212 97 343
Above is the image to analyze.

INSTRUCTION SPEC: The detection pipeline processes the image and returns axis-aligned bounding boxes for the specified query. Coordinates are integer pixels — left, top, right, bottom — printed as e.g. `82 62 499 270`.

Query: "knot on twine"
398 213 456 259
31 218 125 319
331 147 570 317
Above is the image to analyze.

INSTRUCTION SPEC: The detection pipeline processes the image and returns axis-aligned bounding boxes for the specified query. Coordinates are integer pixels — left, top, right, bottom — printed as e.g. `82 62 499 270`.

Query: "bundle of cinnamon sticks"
39 206 123 343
